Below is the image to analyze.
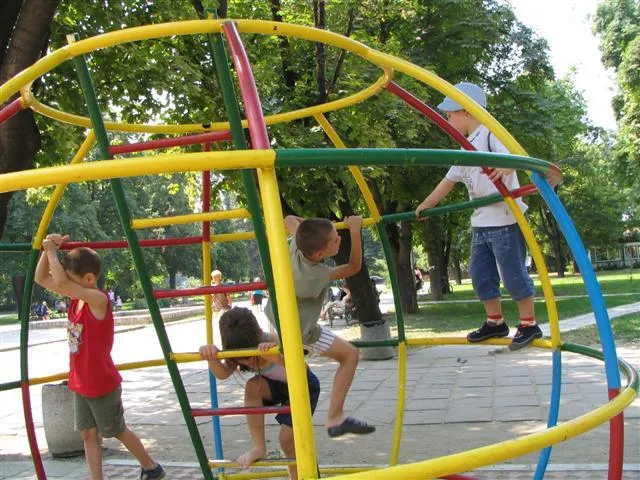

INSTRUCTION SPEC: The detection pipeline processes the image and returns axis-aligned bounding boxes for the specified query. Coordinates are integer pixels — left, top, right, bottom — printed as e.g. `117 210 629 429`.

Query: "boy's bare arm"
284 215 304 235
35 248 56 291
415 177 456 217
329 215 363 281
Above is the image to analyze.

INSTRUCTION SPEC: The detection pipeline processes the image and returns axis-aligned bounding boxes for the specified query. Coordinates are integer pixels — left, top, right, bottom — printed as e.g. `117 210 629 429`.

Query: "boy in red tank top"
35 234 165 480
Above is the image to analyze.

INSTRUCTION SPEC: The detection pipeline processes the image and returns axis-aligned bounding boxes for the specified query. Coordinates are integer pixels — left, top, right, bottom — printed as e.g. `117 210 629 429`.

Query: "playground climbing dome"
0 18 636 480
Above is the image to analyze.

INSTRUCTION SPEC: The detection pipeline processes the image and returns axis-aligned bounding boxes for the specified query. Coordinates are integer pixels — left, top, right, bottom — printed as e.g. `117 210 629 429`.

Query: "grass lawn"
561 312 640 347
0 313 19 326
390 270 639 339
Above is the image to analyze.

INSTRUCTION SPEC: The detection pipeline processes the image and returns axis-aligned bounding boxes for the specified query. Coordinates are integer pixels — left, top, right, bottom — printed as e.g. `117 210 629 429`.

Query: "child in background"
211 269 232 347
200 307 320 480
34 233 165 480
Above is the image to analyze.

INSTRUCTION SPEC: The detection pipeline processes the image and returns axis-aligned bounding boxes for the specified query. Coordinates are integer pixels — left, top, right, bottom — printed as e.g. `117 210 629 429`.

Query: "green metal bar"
276 148 554 173
563 343 639 392
19 249 47 479
70 52 214 480
376 224 406 343
0 380 22 392
206 19 282 339
352 339 400 348
383 194 501 223
0 243 31 252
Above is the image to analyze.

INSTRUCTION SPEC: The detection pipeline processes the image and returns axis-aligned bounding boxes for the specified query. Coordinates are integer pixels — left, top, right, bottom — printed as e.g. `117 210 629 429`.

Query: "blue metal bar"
531 173 620 388
534 348 562 479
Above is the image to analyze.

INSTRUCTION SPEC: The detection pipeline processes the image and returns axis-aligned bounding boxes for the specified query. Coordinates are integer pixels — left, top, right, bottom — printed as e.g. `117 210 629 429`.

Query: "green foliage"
594 0 640 230
3 0 635 309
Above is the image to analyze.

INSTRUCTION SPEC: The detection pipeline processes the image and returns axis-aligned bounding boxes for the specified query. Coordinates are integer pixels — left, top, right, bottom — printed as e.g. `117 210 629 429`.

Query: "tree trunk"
451 249 463 285
0 0 60 237
422 218 448 300
333 226 383 327
384 221 417 313
313 0 326 105
169 271 176 290
269 0 297 89
12 275 25 316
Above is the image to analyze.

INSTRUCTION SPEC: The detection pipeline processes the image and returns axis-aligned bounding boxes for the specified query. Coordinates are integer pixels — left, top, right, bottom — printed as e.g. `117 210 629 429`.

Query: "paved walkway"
1 303 639 479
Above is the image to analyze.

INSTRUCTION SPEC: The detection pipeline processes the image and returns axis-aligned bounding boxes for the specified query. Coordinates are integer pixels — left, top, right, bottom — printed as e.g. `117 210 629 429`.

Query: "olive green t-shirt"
265 237 331 344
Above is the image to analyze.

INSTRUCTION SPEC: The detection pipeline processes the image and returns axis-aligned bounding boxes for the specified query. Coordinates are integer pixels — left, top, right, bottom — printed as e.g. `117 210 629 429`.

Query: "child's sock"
486 314 504 326
519 316 536 327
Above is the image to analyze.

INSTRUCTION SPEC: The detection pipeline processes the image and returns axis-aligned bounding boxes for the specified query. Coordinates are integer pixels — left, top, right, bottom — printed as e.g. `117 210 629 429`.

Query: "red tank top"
67 292 121 397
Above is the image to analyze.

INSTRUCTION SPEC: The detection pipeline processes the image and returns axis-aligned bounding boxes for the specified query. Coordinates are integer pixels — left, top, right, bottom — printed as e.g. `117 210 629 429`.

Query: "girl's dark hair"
219 307 262 372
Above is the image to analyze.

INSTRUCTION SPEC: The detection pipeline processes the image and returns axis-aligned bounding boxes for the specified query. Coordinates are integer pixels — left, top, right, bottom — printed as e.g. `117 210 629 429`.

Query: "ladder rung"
154 281 266 299
109 130 232 155
192 405 291 417
132 208 250 230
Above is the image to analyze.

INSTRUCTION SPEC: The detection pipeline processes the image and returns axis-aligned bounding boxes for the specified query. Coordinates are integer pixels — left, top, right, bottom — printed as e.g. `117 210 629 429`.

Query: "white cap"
437 82 487 112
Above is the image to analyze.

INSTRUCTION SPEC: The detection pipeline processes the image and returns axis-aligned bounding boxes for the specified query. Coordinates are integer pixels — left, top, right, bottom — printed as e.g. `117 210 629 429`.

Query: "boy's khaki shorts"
74 386 126 438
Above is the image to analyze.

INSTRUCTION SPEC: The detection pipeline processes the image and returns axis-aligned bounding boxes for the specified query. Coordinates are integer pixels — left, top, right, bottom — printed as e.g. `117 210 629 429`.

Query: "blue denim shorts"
469 223 534 302
262 368 320 428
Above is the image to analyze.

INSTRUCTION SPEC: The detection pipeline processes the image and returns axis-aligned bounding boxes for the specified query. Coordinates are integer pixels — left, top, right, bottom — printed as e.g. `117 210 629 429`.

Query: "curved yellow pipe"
0 150 275 194
33 131 96 249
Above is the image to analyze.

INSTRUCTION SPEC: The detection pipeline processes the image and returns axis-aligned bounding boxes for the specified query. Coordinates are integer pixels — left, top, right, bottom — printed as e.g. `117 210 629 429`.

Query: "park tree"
594 0 640 231
0 0 60 236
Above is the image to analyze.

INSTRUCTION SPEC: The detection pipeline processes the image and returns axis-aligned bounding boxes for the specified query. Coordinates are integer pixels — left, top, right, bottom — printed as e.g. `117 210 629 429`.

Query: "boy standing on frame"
416 82 543 350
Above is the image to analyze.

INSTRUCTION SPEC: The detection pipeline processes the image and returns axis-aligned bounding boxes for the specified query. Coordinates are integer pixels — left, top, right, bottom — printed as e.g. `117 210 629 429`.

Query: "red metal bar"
222 22 270 150
108 131 232 155
0 98 24 124
192 405 291 417
154 281 267 299
58 236 203 251
202 144 211 241
512 184 538 198
386 81 511 198
608 388 624 480
21 382 47 479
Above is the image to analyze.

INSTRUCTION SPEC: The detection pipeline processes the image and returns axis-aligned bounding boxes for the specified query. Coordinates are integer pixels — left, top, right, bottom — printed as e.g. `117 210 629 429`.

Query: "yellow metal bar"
172 346 281 364
0 48 70 103
33 131 96 249
328 387 637 480
0 150 275 194
202 241 213 345
334 217 376 230
365 50 525 156
256 166 317 479
504 197 561 348
132 208 250 230
389 341 407 466
224 466 373 480
28 358 167 386
405 336 553 350
313 113 382 223
224 472 288 480
211 231 256 243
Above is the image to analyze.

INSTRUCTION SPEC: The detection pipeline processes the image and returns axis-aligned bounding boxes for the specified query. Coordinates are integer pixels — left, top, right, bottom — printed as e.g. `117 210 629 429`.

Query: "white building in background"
589 241 640 269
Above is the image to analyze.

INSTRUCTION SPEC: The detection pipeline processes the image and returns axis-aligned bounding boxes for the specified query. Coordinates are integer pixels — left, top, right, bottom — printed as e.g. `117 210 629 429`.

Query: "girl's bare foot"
237 447 266 469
